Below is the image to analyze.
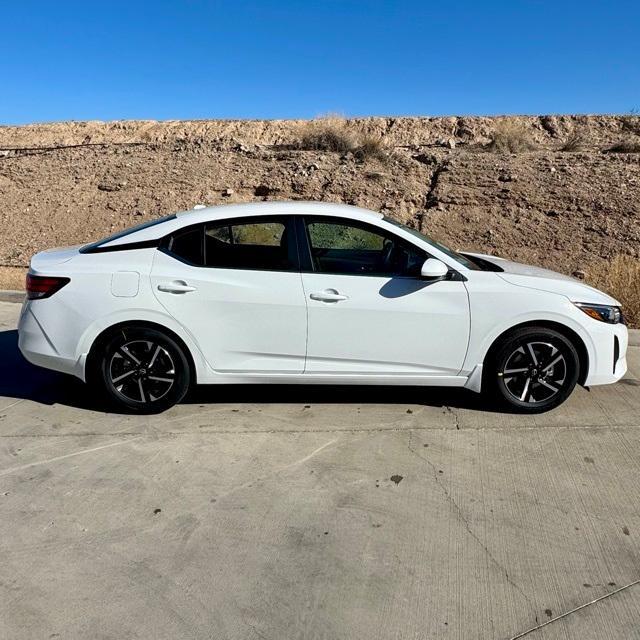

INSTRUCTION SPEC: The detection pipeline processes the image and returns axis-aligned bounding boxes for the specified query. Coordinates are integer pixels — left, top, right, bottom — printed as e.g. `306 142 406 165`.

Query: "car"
18 201 627 414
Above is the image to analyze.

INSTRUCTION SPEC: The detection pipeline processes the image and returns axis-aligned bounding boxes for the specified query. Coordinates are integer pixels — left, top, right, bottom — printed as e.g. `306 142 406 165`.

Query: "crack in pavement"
444 405 460 430
507 579 640 639
405 431 540 624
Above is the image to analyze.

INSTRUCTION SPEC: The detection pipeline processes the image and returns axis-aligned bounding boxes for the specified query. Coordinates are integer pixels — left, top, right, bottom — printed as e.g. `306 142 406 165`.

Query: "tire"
94 326 191 413
486 327 580 413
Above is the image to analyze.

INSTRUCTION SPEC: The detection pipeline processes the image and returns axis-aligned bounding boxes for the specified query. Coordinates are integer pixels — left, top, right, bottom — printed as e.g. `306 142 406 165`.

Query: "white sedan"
18 201 627 413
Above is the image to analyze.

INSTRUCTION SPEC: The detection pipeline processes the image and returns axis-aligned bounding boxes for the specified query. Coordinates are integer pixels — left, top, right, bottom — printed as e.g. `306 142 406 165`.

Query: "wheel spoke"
148 345 161 368
542 355 563 373
520 377 532 401
526 343 538 366
112 370 135 384
138 378 146 403
120 345 141 365
148 376 174 383
504 367 528 375
538 379 559 393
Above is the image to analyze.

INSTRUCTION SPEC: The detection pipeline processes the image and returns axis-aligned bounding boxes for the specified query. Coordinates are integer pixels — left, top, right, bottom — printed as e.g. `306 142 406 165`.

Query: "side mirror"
420 258 449 281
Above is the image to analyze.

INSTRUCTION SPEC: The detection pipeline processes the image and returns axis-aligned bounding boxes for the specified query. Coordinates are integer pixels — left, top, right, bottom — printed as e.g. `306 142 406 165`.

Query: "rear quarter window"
80 214 177 253
166 226 204 265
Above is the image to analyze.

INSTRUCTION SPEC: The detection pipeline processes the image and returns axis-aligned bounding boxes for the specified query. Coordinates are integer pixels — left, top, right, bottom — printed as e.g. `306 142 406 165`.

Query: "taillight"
26 274 70 300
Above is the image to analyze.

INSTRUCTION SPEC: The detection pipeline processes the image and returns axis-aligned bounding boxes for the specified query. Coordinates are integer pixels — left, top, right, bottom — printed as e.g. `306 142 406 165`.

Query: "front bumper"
583 321 628 386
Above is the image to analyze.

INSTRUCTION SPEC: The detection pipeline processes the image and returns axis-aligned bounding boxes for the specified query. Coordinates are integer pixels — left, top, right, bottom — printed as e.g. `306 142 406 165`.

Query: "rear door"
151 215 307 374
299 215 470 375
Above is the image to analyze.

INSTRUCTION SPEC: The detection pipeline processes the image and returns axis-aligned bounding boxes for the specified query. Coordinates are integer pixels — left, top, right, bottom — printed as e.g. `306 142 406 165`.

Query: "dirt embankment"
1 115 639 282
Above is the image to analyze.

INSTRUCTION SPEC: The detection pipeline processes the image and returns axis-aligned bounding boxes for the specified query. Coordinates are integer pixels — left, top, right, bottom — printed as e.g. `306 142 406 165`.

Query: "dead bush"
297 116 355 153
586 254 640 328
558 130 586 152
354 134 389 162
297 116 390 162
487 120 536 153
604 140 640 153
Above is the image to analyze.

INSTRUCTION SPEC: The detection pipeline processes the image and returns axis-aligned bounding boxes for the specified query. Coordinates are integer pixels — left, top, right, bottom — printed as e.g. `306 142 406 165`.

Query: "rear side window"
204 217 293 271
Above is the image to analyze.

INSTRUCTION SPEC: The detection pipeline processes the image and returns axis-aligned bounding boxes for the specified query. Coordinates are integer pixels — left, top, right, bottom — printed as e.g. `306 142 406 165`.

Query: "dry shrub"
604 140 640 153
297 116 389 161
558 130 586 152
354 134 389 162
487 120 536 153
298 116 356 153
586 254 640 328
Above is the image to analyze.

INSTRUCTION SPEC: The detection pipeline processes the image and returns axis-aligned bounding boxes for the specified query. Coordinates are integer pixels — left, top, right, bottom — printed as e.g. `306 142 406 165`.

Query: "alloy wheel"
109 339 176 403
500 341 568 405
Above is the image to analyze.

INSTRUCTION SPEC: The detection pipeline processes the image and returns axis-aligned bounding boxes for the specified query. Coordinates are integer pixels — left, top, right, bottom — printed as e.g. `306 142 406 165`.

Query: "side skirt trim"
195 372 471 387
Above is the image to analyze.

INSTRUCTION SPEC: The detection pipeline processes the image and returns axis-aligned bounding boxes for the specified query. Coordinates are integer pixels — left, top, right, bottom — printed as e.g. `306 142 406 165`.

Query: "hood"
464 252 620 306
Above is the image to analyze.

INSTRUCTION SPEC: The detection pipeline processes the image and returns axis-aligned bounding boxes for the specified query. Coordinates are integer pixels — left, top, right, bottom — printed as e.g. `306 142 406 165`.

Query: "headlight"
574 302 624 324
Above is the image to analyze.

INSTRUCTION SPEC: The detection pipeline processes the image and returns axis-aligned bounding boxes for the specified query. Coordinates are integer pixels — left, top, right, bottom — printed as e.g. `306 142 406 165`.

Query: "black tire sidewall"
98 327 190 413
490 328 579 413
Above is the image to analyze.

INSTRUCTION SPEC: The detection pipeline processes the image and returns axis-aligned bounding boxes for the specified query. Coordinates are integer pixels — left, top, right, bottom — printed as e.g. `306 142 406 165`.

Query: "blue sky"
1 0 638 124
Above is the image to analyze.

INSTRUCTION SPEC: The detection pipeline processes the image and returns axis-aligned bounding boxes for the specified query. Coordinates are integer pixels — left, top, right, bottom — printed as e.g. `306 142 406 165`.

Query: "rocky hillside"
1 115 639 282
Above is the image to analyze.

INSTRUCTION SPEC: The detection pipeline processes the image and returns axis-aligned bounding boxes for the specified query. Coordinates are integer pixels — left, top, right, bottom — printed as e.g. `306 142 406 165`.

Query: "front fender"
461 277 598 380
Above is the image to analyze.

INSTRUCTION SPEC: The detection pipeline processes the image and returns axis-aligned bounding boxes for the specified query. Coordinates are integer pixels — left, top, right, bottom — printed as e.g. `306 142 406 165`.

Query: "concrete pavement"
1 300 640 640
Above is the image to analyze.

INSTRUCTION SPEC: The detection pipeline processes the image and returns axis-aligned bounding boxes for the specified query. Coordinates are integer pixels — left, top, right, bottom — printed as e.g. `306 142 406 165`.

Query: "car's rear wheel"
487 327 580 413
96 326 191 413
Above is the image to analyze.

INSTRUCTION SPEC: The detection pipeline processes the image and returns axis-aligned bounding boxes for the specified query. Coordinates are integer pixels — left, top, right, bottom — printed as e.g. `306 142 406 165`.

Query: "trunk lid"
30 245 82 271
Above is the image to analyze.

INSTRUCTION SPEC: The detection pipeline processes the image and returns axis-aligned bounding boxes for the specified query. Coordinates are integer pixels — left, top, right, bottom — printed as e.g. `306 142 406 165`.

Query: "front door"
300 216 470 375
151 216 307 374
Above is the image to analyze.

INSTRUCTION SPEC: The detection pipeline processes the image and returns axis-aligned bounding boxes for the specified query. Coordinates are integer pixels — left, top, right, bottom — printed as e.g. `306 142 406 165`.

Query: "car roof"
101 201 383 247
175 200 383 222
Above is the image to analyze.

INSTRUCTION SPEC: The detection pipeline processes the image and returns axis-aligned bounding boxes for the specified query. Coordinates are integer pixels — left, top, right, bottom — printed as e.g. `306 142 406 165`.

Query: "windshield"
383 216 481 270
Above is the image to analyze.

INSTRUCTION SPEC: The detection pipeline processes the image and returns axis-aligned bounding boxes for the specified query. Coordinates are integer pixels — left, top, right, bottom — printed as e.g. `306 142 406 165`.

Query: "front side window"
383 216 481 270
205 217 292 271
305 217 425 276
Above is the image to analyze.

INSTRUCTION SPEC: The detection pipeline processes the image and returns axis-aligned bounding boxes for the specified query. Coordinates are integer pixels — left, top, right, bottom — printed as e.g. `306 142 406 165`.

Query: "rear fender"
76 308 210 383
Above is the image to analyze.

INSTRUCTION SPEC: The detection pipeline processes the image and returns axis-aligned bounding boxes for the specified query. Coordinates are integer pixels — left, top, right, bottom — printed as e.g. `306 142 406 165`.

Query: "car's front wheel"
487 327 580 413
95 326 191 413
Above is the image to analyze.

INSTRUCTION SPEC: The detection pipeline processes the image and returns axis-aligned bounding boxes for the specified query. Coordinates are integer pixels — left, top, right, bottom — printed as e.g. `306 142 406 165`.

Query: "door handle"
310 290 348 303
157 281 196 294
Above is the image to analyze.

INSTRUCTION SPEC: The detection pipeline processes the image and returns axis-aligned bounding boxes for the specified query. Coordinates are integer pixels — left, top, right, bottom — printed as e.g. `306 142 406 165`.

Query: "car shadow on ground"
0 329 93 410
0 328 496 413
184 383 490 411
